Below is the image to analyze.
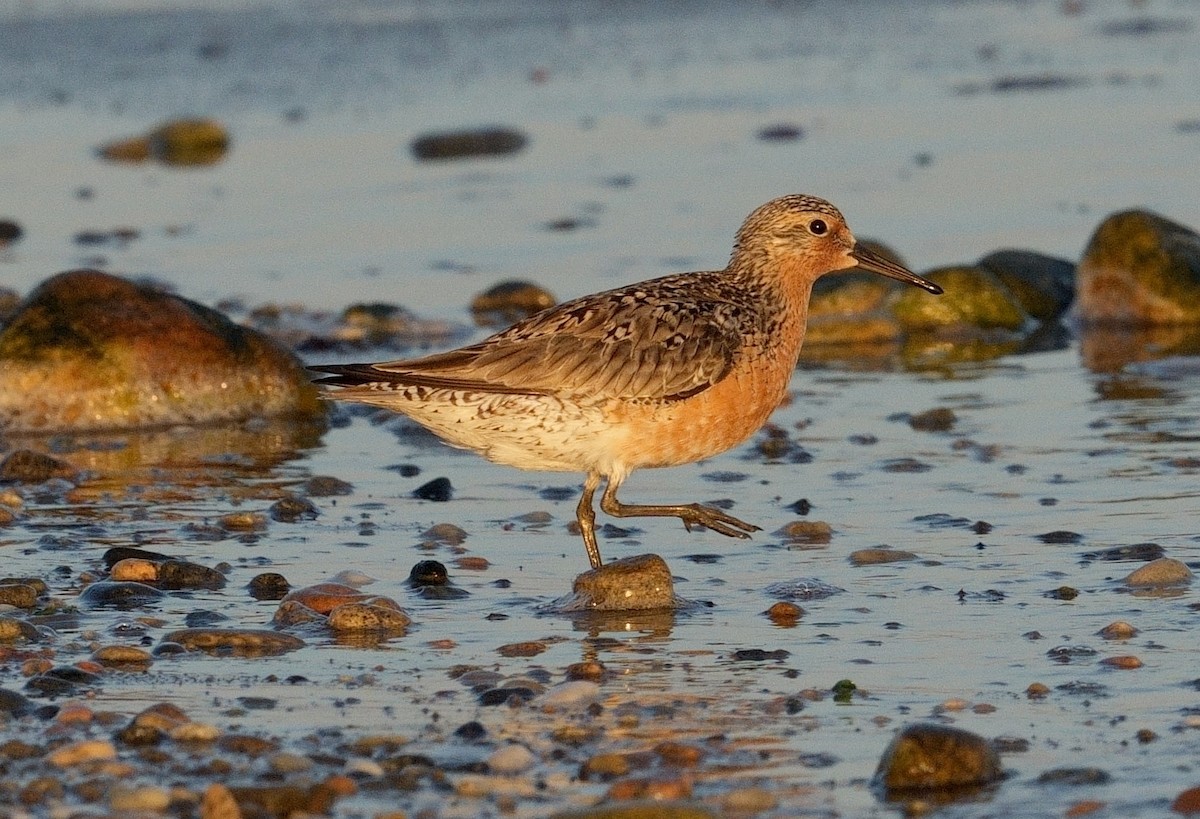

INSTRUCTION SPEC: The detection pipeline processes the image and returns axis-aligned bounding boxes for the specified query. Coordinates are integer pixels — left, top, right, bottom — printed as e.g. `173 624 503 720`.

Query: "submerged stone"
79 581 165 609
1075 209 1200 325
1124 557 1193 587
0 270 324 432
875 723 1003 795
410 127 528 161
160 628 305 657
471 279 556 327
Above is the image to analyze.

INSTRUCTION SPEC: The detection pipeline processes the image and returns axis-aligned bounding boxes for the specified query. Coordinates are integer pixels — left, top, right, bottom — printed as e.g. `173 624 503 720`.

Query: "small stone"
281 582 369 613
722 787 779 814
580 752 631 781
0 583 38 608
303 475 353 496
48 739 118 767
269 495 319 522
874 723 1003 793
0 450 78 483
565 661 607 683
471 280 556 327
1125 557 1192 587
765 601 803 625
79 580 165 609
1098 621 1138 639
1172 786 1200 814
908 407 957 432
487 743 536 775
757 123 804 142
160 628 305 657
1036 767 1112 786
1026 682 1051 699
1099 655 1143 670
775 520 833 545
200 783 242 819
110 558 159 582
159 559 226 590
91 645 153 668
99 118 230 166
218 511 268 532
410 127 528 161
976 249 1076 322
413 477 453 502
110 784 171 812
248 572 291 600
327 602 412 633
421 523 468 544
849 547 917 566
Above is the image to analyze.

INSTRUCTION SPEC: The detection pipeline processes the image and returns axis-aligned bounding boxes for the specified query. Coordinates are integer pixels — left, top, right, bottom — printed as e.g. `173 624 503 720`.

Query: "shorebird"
312 195 942 569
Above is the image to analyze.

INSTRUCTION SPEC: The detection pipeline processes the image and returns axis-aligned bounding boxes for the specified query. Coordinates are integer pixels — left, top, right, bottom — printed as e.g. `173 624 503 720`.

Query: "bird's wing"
313 275 751 402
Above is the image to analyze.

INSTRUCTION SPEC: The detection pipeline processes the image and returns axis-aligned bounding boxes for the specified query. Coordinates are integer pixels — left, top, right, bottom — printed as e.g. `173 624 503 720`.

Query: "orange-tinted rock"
99 118 230 166
1075 209 1200 326
875 723 1003 794
0 270 323 432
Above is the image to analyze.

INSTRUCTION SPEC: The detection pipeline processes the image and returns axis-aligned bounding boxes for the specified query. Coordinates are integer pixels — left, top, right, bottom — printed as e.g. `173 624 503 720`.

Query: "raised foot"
678 504 760 539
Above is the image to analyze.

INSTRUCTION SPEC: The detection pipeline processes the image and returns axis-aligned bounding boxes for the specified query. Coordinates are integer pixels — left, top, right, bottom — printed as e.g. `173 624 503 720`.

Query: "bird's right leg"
576 472 604 569
599 475 760 539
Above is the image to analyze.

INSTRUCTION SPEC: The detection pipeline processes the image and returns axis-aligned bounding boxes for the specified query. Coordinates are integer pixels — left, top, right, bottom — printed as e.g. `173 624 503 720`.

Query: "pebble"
160 628 305 657
303 475 353 496
91 644 153 668
764 601 804 625
1125 557 1193 587
410 127 528 161
0 583 38 608
1172 786 1200 814
1099 655 1143 670
48 738 118 767
248 572 291 600
874 723 1003 792
281 582 370 613
269 494 319 522
110 557 159 582
0 449 78 483
159 559 226 590
470 279 556 327
487 743 536 775
327 602 412 633
109 784 171 812
721 786 779 813
775 520 833 545
98 117 230 165
549 802 718 819
849 547 918 566
218 511 269 532
908 407 958 431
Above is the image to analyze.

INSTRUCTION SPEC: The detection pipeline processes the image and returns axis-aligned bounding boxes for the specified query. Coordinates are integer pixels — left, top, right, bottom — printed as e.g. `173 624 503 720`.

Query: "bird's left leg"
576 472 604 569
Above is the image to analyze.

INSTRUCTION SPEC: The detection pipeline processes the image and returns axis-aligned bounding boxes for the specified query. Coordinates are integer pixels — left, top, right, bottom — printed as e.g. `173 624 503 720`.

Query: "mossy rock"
0 270 324 432
893 265 1029 332
1075 209 1200 325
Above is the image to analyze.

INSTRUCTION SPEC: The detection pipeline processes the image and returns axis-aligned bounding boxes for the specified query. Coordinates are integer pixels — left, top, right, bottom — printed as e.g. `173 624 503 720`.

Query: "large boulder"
0 270 324 432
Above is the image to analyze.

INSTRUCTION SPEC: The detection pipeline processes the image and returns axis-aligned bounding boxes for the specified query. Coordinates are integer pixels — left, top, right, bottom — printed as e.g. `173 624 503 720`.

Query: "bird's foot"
678 504 760 539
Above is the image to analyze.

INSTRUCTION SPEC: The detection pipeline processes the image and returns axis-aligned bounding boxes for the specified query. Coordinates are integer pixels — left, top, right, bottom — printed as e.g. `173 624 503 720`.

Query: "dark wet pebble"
454 720 488 740
0 688 34 717
874 723 1003 793
1083 543 1164 562
25 666 101 697
540 486 577 501
79 581 165 609
0 219 22 246
882 457 933 473
1036 767 1112 785
410 127 528 161
0 449 78 483
1037 530 1083 544
731 649 790 662
470 279 556 327
413 477 453 502
103 546 172 567
850 548 918 566
757 123 804 142
269 494 320 522
159 559 226 590
1100 16 1193 37
184 609 230 628
160 628 305 657
248 572 291 600
408 560 469 599
479 686 538 706
0 583 39 608
1047 645 1098 663
908 407 957 432
787 498 812 515
303 475 353 496
1045 586 1079 600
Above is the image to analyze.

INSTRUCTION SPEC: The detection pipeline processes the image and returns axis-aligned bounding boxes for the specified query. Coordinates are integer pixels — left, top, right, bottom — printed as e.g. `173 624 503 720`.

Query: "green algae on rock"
875 723 1003 797
893 265 1030 333
0 270 324 432
1075 209 1200 325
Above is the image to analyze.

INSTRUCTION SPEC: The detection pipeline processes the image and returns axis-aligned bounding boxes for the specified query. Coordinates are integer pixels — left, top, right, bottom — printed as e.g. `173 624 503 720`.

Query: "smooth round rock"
568 554 677 611
0 583 38 608
486 743 536 775
874 723 1003 793
92 645 153 668
1075 209 1200 325
976 249 1075 322
1124 557 1193 587
98 117 230 166
160 628 305 657
471 280 556 327
48 739 118 767
894 265 1030 332
327 602 412 633
110 558 159 583
849 548 918 566
0 269 323 432
79 581 165 609
0 449 78 483
158 560 226 590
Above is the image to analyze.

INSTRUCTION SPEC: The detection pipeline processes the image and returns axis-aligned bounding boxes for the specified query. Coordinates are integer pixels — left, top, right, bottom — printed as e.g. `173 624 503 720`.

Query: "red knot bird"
312 194 943 569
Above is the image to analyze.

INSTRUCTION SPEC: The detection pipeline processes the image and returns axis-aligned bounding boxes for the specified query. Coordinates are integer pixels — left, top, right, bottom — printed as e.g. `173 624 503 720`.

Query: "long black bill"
851 244 943 295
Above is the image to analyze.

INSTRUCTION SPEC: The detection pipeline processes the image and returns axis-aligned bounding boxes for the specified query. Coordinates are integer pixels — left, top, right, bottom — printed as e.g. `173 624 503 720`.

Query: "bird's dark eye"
808 218 828 236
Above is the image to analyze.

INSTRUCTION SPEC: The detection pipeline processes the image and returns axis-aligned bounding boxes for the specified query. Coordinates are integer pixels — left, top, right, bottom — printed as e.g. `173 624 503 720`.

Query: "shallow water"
1 1 1199 816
